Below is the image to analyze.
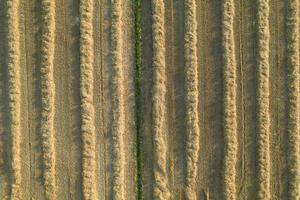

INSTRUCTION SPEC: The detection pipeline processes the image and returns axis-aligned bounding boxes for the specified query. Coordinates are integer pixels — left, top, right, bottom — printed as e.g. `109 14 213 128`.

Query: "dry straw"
221 0 238 199
6 0 21 199
184 0 200 199
111 0 125 199
286 0 300 199
40 0 57 199
79 0 98 199
256 0 271 199
151 0 170 199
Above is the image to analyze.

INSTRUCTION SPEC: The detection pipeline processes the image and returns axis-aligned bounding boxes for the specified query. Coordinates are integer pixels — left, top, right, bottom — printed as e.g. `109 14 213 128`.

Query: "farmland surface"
0 0 298 199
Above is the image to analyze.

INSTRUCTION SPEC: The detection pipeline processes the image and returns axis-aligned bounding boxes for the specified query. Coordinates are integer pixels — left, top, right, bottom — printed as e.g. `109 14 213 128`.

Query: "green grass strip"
133 0 143 198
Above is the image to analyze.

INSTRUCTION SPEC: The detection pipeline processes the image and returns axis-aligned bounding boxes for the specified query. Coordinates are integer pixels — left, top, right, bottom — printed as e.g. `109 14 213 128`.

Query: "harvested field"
0 0 298 199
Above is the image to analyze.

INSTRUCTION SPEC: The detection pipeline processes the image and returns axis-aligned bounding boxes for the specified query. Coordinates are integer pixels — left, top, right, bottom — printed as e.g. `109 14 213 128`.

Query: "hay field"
0 0 298 199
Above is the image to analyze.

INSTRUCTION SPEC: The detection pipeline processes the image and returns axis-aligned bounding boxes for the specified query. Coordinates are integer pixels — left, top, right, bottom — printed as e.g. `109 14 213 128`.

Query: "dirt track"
0 0 299 199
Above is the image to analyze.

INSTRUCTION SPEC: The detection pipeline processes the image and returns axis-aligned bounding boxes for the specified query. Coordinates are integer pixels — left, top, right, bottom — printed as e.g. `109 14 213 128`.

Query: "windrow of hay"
221 0 238 199
183 0 200 199
256 0 271 199
286 0 300 199
111 0 125 199
6 0 21 199
151 0 170 199
79 0 97 199
39 0 56 199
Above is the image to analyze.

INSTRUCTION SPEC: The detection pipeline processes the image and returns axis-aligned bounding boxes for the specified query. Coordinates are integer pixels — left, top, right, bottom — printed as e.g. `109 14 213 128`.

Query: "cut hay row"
151 0 170 199
79 0 98 199
39 0 56 199
183 0 200 199
256 0 271 199
111 0 125 199
286 0 300 199
221 0 238 199
6 0 21 199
